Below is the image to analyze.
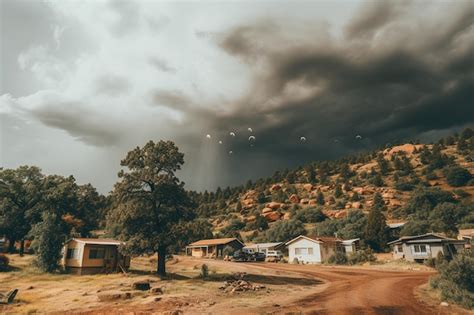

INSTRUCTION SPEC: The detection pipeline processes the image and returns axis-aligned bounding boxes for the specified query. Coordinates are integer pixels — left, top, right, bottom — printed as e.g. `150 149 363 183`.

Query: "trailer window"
66 248 79 259
89 248 105 259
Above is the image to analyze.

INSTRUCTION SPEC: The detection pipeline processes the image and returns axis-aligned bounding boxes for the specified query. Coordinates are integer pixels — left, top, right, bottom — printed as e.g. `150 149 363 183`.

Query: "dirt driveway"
245 263 439 314
1 255 469 314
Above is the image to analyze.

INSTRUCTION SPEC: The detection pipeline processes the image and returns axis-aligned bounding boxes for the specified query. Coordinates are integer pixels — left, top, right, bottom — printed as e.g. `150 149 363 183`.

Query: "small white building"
341 238 360 254
286 235 343 264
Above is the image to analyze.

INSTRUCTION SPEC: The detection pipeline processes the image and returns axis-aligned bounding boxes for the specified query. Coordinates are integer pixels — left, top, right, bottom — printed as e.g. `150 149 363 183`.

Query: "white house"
388 233 466 262
286 235 343 264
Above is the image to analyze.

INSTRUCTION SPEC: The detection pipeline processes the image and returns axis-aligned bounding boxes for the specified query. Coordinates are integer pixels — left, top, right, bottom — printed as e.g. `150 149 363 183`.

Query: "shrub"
293 207 327 223
327 251 348 265
264 219 306 242
444 166 472 187
222 245 236 257
0 254 9 271
348 249 376 265
430 250 473 309
200 264 209 279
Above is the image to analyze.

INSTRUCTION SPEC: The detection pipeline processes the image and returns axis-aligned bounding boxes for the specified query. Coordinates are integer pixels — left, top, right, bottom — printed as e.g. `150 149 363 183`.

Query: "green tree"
264 219 306 242
444 166 472 187
29 212 66 272
316 190 325 205
334 184 343 198
107 140 193 277
294 207 327 223
0 166 44 254
364 202 389 252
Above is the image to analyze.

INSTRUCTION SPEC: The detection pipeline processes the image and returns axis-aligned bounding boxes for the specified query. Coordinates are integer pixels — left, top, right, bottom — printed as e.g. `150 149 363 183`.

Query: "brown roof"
72 238 122 245
285 235 342 245
188 238 241 247
309 236 342 243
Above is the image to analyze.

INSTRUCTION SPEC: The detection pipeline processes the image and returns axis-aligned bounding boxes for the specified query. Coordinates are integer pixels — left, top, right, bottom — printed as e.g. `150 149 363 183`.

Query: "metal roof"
188 238 243 247
71 238 123 246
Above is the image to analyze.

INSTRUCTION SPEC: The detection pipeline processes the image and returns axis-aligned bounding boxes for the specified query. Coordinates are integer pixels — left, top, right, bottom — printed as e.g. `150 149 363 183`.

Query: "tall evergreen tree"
364 195 389 252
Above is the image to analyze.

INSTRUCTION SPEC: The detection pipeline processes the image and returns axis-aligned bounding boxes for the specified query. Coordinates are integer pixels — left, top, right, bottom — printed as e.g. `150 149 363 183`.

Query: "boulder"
289 194 300 203
351 202 362 209
345 203 351 209
283 212 291 220
334 210 347 219
262 207 273 214
308 199 318 205
263 211 282 222
389 199 402 207
300 198 309 205
266 202 281 210
97 291 133 301
303 184 313 192
132 281 150 291
150 287 164 295
382 192 394 199
270 184 281 192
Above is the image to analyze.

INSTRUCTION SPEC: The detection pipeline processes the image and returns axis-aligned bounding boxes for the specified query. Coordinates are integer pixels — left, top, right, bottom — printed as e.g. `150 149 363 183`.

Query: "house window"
397 245 403 252
413 245 427 253
66 248 79 259
89 248 105 259
295 248 313 255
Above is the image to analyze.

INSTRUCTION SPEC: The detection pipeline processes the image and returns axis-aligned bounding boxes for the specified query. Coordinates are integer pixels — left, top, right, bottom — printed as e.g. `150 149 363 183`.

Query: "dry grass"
0 254 319 314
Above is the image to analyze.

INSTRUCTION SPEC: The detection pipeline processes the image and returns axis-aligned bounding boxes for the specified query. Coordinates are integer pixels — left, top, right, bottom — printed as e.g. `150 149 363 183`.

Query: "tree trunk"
19 240 25 256
157 246 166 277
8 237 16 254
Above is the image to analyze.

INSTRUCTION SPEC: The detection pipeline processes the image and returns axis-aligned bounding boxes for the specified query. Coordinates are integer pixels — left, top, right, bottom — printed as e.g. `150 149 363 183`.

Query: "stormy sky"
1 0 473 193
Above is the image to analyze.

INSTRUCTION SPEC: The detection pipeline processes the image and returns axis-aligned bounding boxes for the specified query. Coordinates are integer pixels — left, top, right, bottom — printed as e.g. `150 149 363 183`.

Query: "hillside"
191 129 474 242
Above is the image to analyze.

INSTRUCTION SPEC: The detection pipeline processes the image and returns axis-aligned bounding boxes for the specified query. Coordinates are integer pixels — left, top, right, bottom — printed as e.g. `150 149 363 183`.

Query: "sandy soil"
0 255 471 315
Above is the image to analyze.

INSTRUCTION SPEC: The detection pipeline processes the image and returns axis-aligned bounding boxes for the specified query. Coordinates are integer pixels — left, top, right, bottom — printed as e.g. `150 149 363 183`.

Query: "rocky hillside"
191 130 474 240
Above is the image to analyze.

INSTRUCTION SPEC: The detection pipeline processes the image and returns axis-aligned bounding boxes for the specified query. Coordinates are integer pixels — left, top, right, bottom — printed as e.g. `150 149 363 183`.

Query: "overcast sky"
1 0 473 193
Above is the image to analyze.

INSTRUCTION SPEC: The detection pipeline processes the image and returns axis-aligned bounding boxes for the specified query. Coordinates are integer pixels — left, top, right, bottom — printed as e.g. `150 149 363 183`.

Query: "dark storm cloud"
206 0 474 184
345 0 407 39
31 102 120 146
152 89 190 110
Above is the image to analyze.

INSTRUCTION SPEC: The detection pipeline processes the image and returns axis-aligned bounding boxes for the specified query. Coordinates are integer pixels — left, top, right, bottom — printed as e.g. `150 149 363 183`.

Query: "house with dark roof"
286 235 344 264
185 238 244 258
387 233 466 262
61 238 130 274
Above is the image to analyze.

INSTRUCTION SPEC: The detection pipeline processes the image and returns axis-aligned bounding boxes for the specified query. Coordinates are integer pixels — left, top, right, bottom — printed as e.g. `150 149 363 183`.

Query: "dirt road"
245 263 439 315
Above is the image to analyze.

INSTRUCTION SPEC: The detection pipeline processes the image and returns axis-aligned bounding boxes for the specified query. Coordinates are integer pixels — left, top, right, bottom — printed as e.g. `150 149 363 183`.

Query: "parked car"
232 250 250 262
266 250 283 262
254 252 266 262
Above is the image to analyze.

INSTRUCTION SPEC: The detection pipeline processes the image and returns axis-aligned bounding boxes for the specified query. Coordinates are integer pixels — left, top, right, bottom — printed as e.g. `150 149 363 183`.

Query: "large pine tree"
364 193 389 252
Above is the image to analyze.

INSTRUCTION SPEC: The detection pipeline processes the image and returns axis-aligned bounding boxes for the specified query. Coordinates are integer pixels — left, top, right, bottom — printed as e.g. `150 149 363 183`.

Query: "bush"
293 207 327 223
0 254 9 271
430 250 473 309
264 219 306 242
222 245 235 257
348 249 376 265
444 166 472 187
200 264 209 279
327 251 348 265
